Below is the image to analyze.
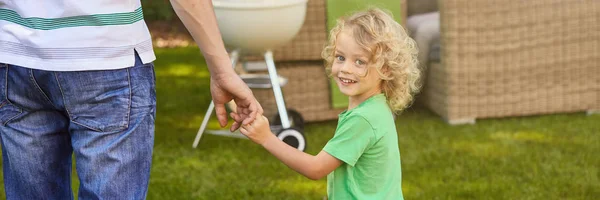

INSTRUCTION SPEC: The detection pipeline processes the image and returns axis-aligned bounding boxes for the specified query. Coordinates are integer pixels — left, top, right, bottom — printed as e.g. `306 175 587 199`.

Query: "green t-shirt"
323 94 403 200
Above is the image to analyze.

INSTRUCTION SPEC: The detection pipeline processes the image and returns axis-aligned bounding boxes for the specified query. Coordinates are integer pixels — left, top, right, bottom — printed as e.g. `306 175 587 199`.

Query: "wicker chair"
420 0 600 124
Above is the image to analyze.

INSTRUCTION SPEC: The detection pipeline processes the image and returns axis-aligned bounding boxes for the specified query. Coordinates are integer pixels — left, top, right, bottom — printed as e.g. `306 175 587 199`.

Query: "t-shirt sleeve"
323 114 375 167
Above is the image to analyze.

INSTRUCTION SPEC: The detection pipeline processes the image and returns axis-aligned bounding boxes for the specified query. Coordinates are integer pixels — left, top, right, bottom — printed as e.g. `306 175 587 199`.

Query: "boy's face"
331 29 383 102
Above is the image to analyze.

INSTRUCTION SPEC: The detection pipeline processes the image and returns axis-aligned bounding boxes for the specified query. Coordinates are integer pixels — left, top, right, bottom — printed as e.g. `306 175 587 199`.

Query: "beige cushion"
407 12 440 68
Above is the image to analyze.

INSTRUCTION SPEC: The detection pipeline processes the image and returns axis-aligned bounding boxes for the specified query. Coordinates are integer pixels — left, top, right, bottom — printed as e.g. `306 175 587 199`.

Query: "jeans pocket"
0 64 23 125
56 68 131 132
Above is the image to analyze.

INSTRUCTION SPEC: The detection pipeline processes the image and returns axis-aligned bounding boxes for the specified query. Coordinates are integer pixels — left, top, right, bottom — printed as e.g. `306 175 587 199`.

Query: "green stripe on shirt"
0 7 144 30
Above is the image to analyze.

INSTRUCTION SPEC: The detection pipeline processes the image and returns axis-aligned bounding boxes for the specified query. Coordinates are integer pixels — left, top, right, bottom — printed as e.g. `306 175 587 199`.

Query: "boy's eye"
355 59 366 65
335 55 345 61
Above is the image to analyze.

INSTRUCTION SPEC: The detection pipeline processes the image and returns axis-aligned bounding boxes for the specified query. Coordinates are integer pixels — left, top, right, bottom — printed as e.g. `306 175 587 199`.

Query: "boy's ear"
381 65 392 77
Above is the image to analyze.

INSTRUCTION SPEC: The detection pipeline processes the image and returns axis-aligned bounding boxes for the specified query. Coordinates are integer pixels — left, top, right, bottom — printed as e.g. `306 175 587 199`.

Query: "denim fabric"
0 54 156 200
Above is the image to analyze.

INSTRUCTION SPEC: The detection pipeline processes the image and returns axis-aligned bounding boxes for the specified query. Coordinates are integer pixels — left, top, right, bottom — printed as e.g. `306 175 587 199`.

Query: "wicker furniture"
420 0 600 124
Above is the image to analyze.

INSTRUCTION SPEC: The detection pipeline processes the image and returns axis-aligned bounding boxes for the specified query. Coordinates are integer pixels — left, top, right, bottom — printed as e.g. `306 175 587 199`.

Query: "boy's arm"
262 135 342 180
239 115 342 180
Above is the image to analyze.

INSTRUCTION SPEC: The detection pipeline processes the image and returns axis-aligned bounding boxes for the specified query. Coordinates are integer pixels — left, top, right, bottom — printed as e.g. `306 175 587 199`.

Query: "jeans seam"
125 68 132 130
3 63 7 103
150 64 156 87
3 64 8 103
2 109 22 126
28 69 57 109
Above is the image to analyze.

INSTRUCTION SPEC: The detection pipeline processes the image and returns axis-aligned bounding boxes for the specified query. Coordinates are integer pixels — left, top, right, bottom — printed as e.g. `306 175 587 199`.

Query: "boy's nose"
340 62 353 74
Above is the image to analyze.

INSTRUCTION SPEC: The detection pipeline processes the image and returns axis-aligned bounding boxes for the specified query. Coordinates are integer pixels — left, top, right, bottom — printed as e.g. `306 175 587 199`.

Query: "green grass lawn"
0 47 598 199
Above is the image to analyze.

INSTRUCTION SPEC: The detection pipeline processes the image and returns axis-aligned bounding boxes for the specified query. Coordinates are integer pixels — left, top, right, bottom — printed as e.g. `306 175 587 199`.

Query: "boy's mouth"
338 77 357 85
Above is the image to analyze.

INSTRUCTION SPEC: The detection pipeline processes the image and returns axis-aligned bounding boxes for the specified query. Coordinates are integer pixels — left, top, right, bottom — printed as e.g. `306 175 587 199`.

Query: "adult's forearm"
170 0 232 75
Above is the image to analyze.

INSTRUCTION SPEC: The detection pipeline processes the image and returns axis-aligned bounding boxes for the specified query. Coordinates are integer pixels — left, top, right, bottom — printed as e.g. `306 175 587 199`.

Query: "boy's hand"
235 113 276 145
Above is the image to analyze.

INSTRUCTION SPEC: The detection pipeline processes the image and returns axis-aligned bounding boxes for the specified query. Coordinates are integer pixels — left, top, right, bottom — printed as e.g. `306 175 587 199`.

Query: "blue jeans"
0 55 156 200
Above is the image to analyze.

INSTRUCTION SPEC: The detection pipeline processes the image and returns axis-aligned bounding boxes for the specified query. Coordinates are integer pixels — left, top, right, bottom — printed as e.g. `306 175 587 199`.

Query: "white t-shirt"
0 0 156 71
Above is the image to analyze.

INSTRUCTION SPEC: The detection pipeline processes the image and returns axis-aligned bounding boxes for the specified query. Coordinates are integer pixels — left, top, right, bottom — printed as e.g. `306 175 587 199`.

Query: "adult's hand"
211 71 263 131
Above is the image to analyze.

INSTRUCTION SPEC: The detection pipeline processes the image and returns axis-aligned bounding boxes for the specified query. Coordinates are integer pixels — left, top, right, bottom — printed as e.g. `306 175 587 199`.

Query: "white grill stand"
264 51 290 129
193 50 294 148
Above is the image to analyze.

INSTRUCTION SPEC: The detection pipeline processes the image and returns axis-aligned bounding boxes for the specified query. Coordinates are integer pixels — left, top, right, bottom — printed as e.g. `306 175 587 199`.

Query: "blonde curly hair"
321 8 421 114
